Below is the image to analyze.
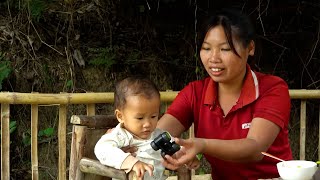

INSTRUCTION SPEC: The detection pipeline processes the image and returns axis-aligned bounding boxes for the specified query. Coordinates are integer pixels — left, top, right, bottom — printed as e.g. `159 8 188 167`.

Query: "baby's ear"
115 109 123 123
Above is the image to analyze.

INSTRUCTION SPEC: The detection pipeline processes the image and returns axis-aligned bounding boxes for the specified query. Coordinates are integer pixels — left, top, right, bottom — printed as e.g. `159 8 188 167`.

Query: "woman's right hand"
121 146 138 157
105 128 138 156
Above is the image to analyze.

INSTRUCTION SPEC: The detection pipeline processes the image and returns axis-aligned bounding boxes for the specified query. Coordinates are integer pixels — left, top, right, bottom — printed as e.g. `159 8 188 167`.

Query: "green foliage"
5 0 50 21
198 167 206 175
194 54 206 80
126 50 142 64
43 64 53 86
0 120 17 144
9 121 17 134
196 153 207 175
88 47 116 68
66 80 73 88
22 127 55 146
27 0 47 21
38 127 54 137
22 129 31 146
0 120 17 136
0 52 12 90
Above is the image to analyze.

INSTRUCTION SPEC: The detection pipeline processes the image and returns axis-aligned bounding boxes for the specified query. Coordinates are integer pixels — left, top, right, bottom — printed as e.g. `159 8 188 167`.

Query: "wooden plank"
82 128 112 180
70 115 118 128
69 125 87 180
1 103 10 180
300 100 307 160
31 104 39 180
167 174 212 180
79 158 127 179
69 116 113 180
59 104 67 180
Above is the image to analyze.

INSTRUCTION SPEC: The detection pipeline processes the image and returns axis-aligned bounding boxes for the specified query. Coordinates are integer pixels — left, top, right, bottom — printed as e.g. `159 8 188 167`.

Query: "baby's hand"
185 156 200 170
132 161 154 180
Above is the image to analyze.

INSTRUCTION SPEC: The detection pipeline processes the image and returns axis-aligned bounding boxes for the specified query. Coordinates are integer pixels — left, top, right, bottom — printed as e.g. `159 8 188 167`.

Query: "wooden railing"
0 90 320 180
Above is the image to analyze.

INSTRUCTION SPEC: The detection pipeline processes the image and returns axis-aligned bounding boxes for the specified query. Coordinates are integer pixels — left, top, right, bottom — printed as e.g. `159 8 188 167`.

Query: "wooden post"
189 124 195 176
177 166 191 180
300 100 306 160
1 103 10 180
31 104 39 180
319 104 320 160
69 125 87 180
59 104 67 180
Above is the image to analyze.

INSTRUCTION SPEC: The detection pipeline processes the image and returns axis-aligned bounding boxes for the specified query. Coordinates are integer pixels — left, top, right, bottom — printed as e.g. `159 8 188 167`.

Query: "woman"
158 9 293 180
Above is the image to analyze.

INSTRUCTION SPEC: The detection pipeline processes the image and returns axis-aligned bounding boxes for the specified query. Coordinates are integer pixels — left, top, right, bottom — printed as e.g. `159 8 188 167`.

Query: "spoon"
261 152 285 162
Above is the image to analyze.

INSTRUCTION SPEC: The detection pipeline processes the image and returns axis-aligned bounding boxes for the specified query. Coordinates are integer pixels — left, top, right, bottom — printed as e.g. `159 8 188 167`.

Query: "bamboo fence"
0 90 320 180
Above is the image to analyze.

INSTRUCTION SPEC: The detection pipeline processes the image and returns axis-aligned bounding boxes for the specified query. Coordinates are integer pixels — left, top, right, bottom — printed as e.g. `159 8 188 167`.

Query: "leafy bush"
88 47 116 68
0 52 12 90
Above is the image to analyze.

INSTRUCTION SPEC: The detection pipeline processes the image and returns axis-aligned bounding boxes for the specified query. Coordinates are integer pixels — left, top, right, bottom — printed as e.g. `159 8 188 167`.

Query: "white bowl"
277 160 317 180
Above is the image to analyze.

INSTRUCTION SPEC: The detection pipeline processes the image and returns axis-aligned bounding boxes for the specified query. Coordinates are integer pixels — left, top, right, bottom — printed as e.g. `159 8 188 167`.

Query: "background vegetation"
0 0 319 179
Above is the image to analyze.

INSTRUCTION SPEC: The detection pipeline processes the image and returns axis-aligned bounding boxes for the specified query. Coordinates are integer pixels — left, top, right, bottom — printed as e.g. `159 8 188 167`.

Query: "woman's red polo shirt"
166 65 293 180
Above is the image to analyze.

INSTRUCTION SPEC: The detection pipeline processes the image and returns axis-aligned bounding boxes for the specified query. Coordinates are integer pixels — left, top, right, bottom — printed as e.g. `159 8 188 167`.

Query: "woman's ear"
248 40 255 56
115 109 123 123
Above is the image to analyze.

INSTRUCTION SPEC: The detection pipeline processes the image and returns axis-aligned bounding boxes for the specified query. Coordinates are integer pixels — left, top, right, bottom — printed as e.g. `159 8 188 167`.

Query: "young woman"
158 9 293 180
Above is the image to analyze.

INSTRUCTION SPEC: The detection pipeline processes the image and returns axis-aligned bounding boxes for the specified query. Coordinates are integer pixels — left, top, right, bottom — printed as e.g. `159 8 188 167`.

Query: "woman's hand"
162 137 205 170
105 128 138 156
185 156 201 170
121 146 138 157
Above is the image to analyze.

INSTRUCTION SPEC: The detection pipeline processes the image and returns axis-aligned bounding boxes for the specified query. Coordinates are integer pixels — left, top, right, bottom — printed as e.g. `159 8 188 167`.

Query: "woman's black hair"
198 9 256 57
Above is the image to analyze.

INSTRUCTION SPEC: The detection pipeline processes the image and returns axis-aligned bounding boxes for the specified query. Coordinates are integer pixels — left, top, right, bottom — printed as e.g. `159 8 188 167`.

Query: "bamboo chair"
69 115 191 180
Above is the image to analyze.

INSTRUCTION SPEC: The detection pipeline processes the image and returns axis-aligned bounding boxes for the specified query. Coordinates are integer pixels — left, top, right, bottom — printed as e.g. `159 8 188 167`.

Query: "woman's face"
200 25 254 84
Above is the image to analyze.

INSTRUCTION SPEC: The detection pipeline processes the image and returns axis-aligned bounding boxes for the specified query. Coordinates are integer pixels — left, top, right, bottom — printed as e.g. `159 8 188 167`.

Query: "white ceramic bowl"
277 160 317 180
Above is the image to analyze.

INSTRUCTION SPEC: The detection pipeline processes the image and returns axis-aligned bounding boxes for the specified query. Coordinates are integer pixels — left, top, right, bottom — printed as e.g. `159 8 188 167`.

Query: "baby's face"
118 95 160 139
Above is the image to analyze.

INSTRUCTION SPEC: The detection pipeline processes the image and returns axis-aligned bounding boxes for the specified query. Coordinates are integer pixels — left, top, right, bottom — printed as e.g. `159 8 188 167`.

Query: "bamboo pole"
86 104 95 116
1 104 10 180
319 104 320 160
0 90 319 105
31 104 39 180
300 100 307 160
0 92 115 104
189 124 195 176
59 104 67 180
289 89 320 99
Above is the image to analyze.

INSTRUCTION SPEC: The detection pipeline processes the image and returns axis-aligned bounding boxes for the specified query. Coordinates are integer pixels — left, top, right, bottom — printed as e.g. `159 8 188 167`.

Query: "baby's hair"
114 76 160 110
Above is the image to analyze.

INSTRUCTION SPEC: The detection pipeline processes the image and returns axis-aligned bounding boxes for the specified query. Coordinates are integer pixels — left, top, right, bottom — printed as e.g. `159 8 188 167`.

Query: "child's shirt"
94 123 167 180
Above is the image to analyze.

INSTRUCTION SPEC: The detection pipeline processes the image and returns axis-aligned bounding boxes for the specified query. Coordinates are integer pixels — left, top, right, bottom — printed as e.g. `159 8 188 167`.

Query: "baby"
95 76 169 180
